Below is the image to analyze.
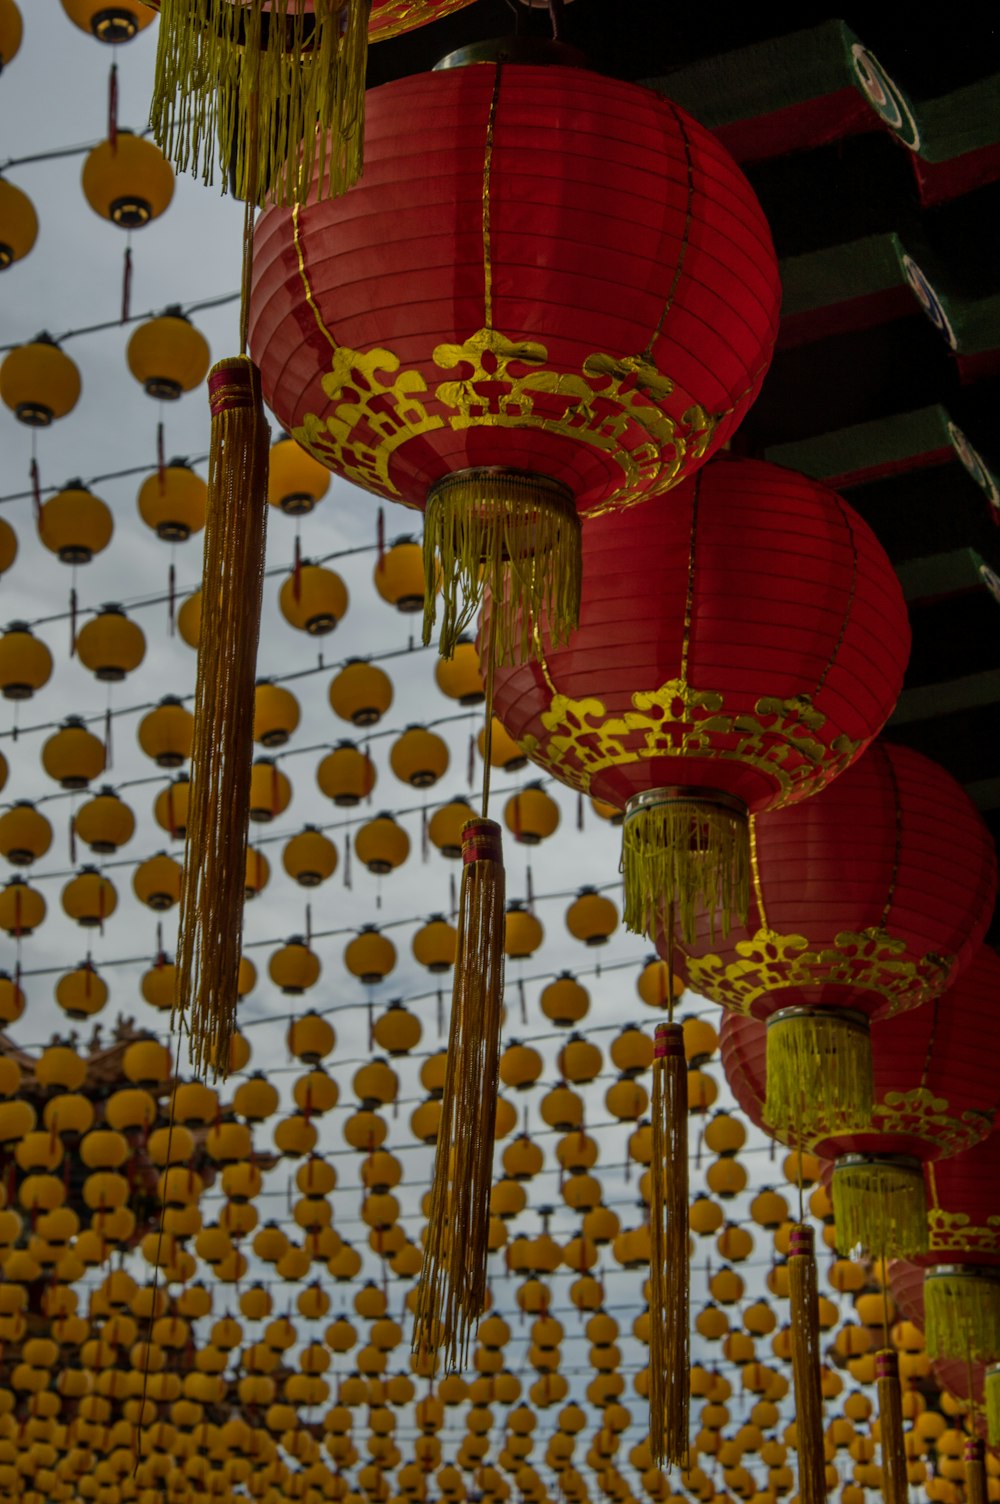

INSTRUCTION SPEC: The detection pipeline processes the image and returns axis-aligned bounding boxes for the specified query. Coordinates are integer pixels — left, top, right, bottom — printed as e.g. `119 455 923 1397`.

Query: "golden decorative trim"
684 926 953 1019
748 818 769 933
527 675 859 801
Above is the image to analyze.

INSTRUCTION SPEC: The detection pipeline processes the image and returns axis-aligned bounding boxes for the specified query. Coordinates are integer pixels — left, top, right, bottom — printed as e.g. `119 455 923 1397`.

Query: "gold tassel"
986 1364 1000 1448
423 467 580 664
174 357 269 1077
413 818 505 1368
831 1156 928 1258
150 0 370 207
764 1007 873 1139
649 1019 690 1470
875 1350 906 1504
621 789 748 944
924 1267 1000 1362
965 1438 988 1504
788 1224 826 1504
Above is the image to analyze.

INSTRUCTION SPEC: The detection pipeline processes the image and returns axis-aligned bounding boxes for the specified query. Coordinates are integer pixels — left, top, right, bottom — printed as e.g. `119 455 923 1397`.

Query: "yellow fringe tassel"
423 468 580 665
150 0 369 207
876 1350 907 1504
788 1224 826 1504
924 1268 1000 1362
764 1008 873 1139
622 792 748 944
413 818 505 1368
985 1364 1000 1448
966 1438 988 1504
175 356 269 1078
649 1020 690 1470
831 1157 928 1258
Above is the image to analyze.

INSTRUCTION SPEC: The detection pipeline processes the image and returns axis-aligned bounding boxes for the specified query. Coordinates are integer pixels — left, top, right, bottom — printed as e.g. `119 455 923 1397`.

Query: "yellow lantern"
253 680 301 748
153 775 190 838
39 481 113 562
133 852 183 911
0 335 80 425
75 604 146 681
478 717 527 773
137 461 207 541
177 586 201 647
244 843 270 899
434 635 484 705
345 920 396 980
565 888 618 946
0 970 25 1024
127 310 209 399
355 814 410 874
500 1043 543 1092
374 537 425 613
504 783 560 845
41 715 105 788
504 903 544 960
0 875 46 935
557 1034 602 1085
61 1 154 40
0 622 52 699
54 961 108 1019
288 1012 335 1065
283 826 338 887
265 430 332 513
137 696 193 767
0 176 36 268
279 563 349 634
609 1026 653 1078
372 1002 422 1057
0 518 15 575
269 938 321 995
390 726 449 789
0 801 51 865
249 757 292 821
82 132 174 226
73 787 136 853
411 916 457 974
540 972 590 1026
427 796 473 859
317 741 376 806
329 658 393 728
354 1060 398 1109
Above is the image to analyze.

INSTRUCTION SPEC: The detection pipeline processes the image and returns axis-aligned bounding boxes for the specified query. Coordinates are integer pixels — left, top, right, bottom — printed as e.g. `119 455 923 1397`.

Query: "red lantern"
720 946 1000 1259
488 453 909 950
676 741 996 1142
249 57 781 663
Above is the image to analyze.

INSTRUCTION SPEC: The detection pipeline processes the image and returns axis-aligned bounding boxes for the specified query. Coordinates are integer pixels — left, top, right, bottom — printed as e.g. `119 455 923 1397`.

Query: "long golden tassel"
924 1267 1000 1361
621 790 748 943
150 0 370 207
831 1157 927 1258
986 1364 1000 1448
875 1350 906 1504
174 356 269 1077
764 1007 873 1139
413 817 505 1368
423 468 580 664
649 1018 689 1470
965 1438 987 1504
788 1224 826 1504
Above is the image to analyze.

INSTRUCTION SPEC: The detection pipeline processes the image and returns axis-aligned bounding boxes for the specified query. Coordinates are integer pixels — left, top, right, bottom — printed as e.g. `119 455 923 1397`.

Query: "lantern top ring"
834 1152 923 1174
433 38 588 71
765 1005 870 1034
926 1264 1000 1283
624 788 748 822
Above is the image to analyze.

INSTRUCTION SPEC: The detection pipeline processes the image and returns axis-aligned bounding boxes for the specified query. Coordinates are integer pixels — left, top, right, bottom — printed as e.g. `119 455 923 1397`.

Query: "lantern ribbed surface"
249 64 781 514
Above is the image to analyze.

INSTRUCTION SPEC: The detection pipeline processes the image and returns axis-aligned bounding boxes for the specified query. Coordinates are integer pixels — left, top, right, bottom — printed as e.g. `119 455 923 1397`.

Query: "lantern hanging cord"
0 292 240 356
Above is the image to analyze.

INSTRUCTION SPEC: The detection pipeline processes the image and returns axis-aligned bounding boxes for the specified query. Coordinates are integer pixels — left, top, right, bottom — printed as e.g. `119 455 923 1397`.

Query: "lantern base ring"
924 1265 1000 1363
424 467 580 665
831 1153 928 1259
621 786 749 945
763 1006 873 1140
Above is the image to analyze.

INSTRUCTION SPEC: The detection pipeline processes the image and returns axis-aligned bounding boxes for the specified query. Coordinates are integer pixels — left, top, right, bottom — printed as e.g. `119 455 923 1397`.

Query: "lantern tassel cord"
831 1158 927 1257
649 966 690 1469
423 468 581 664
876 1350 907 1504
622 793 748 944
413 816 505 1368
966 1439 987 1504
924 1270 1000 1360
150 0 370 208
765 1007 873 1139
788 1223 826 1504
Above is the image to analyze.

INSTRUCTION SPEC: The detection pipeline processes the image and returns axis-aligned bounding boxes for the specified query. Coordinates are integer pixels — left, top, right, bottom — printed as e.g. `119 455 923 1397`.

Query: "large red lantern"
487 453 909 950
676 741 996 1141
889 1126 1000 1370
249 56 781 663
720 945 1000 1259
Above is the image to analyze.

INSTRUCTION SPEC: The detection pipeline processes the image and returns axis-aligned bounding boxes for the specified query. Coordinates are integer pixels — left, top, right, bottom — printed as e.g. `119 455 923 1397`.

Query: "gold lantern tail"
987 1364 1000 1448
175 356 269 1076
621 788 749 944
150 0 369 208
966 1438 988 1504
423 468 581 665
876 1350 907 1504
414 817 505 1368
764 1006 873 1140
788 1223 826 1504
831 1156 928 1258
649 1019 690 1469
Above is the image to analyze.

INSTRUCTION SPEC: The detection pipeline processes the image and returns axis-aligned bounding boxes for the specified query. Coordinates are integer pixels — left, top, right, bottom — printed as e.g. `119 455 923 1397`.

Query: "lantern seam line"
291 203 339 354
642 102 696 363
811 494 860 701
481 63 503 331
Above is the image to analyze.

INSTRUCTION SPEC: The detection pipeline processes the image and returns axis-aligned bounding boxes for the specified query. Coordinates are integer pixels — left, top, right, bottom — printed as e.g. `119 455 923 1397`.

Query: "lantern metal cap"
434 38 588 71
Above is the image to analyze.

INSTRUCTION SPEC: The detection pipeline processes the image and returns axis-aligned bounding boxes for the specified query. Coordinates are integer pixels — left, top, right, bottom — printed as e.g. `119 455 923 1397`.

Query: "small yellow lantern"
267 433 331 515
0 177 37 269
0 335 80 426
279 563 349 634
82 132 174 227
75 604 146 681
137 696 193 768
137 461 207 541
0 622 52 699
374 537 425 613
127 309 209 399
39 481 114 562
